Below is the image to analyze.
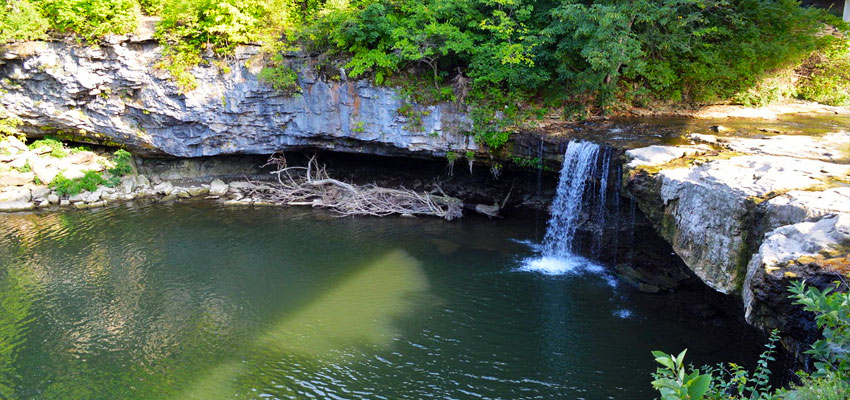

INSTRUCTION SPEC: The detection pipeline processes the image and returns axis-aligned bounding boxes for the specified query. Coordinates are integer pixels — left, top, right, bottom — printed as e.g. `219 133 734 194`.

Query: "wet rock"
85 189 102 203
68 191 89 203
689 133 718 144
160 193 177 202
209 179 228 196
153 181 173 196
186 186 208 197
60 199 70 206
0 201 34 211
176 189 191 198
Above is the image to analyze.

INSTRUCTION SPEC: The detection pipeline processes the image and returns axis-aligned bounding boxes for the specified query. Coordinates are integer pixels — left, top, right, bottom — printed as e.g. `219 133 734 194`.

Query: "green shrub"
36 0 140 40
0 106 24 141
797 33 850 106
651 281 850 399
0 0 49 42
650 349 712 400
258 54 299 94
50 170 106 196
107 148 133 176
28 137 68 158
788 280 850 378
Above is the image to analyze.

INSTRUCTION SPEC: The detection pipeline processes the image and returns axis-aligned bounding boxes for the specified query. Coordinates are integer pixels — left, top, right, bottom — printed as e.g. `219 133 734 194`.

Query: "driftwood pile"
249 154 465 220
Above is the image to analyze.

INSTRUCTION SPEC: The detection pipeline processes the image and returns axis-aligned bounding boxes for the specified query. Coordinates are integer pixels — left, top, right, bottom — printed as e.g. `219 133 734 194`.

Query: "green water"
0 204 760 399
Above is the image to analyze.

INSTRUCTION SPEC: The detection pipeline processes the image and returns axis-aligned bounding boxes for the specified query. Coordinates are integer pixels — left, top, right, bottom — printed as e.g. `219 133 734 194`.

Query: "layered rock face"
0 39 475 158
625 132 850 354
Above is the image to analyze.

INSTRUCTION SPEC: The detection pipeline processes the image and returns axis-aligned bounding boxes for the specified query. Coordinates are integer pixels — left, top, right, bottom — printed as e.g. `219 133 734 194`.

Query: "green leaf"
687 374 711 399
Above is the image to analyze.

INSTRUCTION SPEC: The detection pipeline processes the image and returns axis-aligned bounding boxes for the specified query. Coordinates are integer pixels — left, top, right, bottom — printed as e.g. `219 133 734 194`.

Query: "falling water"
591 148 611 257
542 141 601 257
610 163 623 264
628 196 637 264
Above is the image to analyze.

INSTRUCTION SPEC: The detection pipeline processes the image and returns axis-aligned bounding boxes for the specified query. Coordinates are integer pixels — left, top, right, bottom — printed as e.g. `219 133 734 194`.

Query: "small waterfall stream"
542 141 601 256
522 140 618 275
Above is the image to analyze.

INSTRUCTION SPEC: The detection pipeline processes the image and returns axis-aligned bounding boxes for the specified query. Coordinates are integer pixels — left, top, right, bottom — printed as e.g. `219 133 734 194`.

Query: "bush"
108 149 133 176
0 0 49 42
797 32 850 106
258 54 299 94
28 137 68 158
651 281 850 399
50 170 106 196
0 106 24 141
36 0 140 40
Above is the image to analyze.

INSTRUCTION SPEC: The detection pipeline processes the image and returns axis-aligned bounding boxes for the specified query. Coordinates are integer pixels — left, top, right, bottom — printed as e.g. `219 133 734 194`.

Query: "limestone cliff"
0 39 475 158
624 132 850 355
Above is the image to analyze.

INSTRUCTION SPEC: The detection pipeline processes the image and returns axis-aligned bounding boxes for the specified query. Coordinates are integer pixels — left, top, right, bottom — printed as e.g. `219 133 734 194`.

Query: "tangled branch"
254 154 463 220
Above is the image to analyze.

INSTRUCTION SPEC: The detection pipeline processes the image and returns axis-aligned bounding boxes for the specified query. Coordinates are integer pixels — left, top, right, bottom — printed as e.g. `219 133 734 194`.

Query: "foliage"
797 28 850 106
258 54 300 94
0 0 49 42
154 0 308 90
0 107 24 140
36 0 140 40
651 281 850 399
49 170 107 196
651 349 712 400
698 330 779 400
0 0 846 135
788 280 850 378
108 149 133 176
28 137 68 158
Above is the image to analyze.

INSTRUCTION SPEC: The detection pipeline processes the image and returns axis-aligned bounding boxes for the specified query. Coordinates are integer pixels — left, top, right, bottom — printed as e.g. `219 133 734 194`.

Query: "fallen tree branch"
253 154 464 220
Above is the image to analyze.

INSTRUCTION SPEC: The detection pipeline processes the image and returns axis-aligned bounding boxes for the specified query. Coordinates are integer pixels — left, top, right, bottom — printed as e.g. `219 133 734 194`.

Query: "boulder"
47 194 59 204
0 136 27 153
68 191 89 202
28 155 60 184
0 187 30 202
153 181 173 195
31 186 50 199
186 186 208 197
135 174 151 190
0 171 34 186
120 175 136 194
0 201 34 211
209 179 228 196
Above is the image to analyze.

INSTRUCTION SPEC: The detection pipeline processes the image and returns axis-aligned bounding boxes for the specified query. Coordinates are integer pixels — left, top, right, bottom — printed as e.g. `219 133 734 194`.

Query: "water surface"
0 204 761 399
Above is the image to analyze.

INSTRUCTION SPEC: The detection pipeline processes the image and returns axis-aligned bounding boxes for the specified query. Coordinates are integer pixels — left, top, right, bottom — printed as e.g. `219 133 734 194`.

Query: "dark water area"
0 203 764 399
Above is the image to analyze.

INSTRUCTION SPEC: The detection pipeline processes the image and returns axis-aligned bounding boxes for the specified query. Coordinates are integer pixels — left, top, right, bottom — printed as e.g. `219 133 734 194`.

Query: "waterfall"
542 141 601 257
520 141 619 276
591 148 611 257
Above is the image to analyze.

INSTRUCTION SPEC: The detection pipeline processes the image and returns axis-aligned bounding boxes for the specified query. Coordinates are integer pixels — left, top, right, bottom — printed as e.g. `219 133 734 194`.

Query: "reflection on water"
0 204 763 399
181 250 428 399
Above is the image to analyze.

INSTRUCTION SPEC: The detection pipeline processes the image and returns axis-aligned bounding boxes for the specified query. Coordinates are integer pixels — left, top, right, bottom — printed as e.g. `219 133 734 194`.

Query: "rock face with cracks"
0 39 476 158
625 132 850 360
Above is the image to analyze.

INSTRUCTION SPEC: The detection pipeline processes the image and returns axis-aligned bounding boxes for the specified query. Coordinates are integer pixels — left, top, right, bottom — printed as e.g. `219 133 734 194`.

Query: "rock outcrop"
625 132 850 357
0 39 476 158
